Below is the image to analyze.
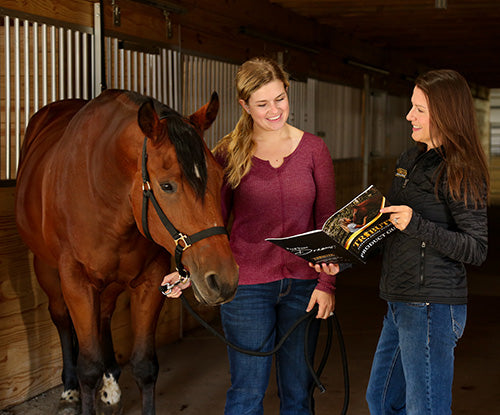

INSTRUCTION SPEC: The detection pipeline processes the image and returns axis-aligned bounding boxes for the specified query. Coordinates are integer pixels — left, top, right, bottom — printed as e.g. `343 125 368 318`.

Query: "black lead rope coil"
177 293 349 415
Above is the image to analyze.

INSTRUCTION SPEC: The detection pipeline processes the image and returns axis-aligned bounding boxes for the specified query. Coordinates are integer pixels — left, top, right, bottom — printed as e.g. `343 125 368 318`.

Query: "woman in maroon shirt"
162 57 339 414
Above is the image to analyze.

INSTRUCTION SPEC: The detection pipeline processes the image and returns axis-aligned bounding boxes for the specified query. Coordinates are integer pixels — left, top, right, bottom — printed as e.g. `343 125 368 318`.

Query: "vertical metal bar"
139 52 144 94
174 50 180 111
145 53 151 96
42 23 48 106
155 52 161 101
51 25 56 102
93 2 103 96
23 20 30 129
59 27 65 99
162 48 167 105
91 33 95 97
153 54 158 98
168 49 174 108
83 33 89 99
112 37 118 88
14 18 21 173
133 51 138 92
5 16 11 178
75 31 81 98
126 49 131 90
106 36 111 89
119 45 124 90
66 29 73 98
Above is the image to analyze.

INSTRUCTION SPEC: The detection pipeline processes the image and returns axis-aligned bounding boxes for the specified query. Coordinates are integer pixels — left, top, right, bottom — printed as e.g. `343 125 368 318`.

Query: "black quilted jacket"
379 145 488 305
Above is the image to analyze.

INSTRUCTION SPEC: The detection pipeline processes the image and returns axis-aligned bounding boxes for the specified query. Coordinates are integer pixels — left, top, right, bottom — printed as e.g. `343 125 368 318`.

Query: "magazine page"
322 185 396 261
266 230 359 264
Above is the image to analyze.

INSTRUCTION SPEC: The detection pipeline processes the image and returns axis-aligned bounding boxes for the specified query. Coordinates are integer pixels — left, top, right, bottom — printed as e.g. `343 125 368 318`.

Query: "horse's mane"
125 91 208 198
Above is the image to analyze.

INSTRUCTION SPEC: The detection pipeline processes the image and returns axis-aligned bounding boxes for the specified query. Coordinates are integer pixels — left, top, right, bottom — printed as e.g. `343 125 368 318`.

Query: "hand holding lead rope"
159 270 191 297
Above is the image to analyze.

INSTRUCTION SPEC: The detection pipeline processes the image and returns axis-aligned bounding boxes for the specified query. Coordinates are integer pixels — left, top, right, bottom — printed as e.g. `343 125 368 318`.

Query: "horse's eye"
159 182 176 193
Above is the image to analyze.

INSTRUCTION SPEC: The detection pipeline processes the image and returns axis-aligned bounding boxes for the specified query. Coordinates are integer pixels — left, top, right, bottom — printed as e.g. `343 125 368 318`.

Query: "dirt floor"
2 207 499 415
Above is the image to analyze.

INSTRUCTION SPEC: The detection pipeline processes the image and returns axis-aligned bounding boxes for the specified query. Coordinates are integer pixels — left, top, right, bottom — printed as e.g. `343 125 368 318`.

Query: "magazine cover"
266 185 396 264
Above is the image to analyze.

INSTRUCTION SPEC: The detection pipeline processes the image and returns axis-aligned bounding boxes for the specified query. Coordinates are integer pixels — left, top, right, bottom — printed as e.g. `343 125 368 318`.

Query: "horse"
15 89 239 415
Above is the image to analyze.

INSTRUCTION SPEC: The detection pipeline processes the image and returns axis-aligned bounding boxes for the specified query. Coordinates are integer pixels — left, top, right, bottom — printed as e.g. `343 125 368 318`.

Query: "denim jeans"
220 278 320 415
366 301 467 415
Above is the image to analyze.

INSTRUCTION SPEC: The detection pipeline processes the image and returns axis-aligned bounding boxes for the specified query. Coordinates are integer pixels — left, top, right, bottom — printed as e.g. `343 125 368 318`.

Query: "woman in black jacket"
365 69 489 415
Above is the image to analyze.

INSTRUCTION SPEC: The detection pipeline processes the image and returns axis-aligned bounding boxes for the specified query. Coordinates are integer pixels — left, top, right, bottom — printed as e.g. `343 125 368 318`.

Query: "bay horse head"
131 93 238 305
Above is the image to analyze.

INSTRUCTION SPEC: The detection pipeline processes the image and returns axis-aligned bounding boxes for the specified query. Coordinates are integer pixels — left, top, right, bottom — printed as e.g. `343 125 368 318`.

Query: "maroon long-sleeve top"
215 132 337 294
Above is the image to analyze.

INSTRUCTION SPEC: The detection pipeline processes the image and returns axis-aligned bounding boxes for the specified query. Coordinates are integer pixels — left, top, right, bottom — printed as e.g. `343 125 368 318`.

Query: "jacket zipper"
419 241 426 284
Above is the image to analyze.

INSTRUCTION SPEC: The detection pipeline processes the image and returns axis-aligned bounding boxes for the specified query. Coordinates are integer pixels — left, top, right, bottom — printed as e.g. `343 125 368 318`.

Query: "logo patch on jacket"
395 168 407 178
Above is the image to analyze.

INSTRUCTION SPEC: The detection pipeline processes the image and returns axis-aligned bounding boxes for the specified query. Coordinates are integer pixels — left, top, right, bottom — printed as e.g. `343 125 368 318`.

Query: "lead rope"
172 292 350 415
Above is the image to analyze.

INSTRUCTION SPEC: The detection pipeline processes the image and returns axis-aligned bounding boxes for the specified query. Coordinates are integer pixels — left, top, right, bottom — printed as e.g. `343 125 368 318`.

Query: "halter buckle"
174 233 191 250
142 181 151 192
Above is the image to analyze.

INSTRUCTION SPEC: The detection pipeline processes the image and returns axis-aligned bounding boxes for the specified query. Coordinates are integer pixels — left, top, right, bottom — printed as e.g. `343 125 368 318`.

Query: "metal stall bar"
14 18 21 172
83 32 89 99
50 25 56 102
4 16 11 179
146 53 151 97
24 20 30 128
75 31 81 98
41 23 47 106
66 29 72 98
59 27 64 99
119 45 124 90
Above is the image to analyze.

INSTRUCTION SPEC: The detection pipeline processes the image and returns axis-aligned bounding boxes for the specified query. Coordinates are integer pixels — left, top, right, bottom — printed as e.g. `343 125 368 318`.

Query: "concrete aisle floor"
3 207 500 415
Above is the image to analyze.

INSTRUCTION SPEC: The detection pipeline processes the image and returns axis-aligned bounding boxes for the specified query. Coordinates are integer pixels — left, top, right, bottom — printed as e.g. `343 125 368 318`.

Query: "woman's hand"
306 289 335 319
309 262 340 276
380 205 413 231
160 271 191 298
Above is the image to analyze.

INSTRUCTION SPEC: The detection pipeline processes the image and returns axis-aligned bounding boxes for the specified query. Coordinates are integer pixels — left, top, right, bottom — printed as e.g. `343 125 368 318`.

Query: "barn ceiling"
269 0 500 89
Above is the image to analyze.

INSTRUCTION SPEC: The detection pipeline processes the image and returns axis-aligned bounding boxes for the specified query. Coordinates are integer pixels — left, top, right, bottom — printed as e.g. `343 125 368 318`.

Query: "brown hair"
415 69 489 207
212 57 290 188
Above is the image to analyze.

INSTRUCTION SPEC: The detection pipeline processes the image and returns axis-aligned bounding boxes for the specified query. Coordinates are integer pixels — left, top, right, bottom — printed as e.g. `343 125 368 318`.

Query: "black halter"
140 136 228 280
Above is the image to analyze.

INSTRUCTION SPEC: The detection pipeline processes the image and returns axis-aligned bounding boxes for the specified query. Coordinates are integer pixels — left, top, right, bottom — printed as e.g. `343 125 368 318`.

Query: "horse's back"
16 99 88 263
19 99 88 164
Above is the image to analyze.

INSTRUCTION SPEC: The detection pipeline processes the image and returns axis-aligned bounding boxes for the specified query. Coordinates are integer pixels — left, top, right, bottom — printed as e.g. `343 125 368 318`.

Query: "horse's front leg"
59 257 104 415
129 267 166 415
96 283 124 415
34 256 81 414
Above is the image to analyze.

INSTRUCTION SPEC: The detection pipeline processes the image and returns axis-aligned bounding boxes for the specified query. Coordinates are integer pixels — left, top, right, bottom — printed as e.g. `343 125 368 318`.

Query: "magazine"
266 185 396 264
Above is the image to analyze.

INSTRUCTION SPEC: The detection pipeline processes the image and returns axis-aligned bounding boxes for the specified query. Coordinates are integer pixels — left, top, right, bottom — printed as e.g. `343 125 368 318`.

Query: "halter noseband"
140 136 228 290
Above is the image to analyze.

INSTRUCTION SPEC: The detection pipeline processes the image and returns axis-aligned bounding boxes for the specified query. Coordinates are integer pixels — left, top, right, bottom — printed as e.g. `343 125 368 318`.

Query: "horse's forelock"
124 91 208 198
157 112 208 199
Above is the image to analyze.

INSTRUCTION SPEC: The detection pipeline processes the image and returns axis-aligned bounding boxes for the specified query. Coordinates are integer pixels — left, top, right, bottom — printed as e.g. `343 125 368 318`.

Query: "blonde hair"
213 57 290 188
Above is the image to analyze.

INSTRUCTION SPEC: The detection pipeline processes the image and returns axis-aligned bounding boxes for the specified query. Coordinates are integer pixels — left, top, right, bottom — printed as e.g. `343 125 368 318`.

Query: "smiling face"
240 79 289 133
406 86 438 149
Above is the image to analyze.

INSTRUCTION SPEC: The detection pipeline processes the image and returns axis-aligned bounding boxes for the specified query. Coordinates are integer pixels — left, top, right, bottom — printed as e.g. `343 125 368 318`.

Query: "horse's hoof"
57 389 81 415
96 373 123 415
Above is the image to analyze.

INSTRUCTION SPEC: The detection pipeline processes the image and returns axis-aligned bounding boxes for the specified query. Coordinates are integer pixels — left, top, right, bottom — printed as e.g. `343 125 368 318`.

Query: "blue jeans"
366 302 467 415
220 278 320 415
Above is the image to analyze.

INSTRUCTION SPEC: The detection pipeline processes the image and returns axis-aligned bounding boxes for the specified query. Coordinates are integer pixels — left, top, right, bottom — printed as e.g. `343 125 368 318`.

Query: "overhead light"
435 0 447 9
345 59 390 76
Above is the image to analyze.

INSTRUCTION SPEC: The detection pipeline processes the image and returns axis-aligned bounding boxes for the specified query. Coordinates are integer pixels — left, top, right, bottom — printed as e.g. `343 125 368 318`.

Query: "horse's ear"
138 99 161 141
188 91 219 132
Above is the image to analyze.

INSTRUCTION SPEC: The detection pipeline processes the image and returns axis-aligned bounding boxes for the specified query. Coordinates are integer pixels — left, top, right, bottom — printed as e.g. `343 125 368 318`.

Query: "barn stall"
0 0 498 411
